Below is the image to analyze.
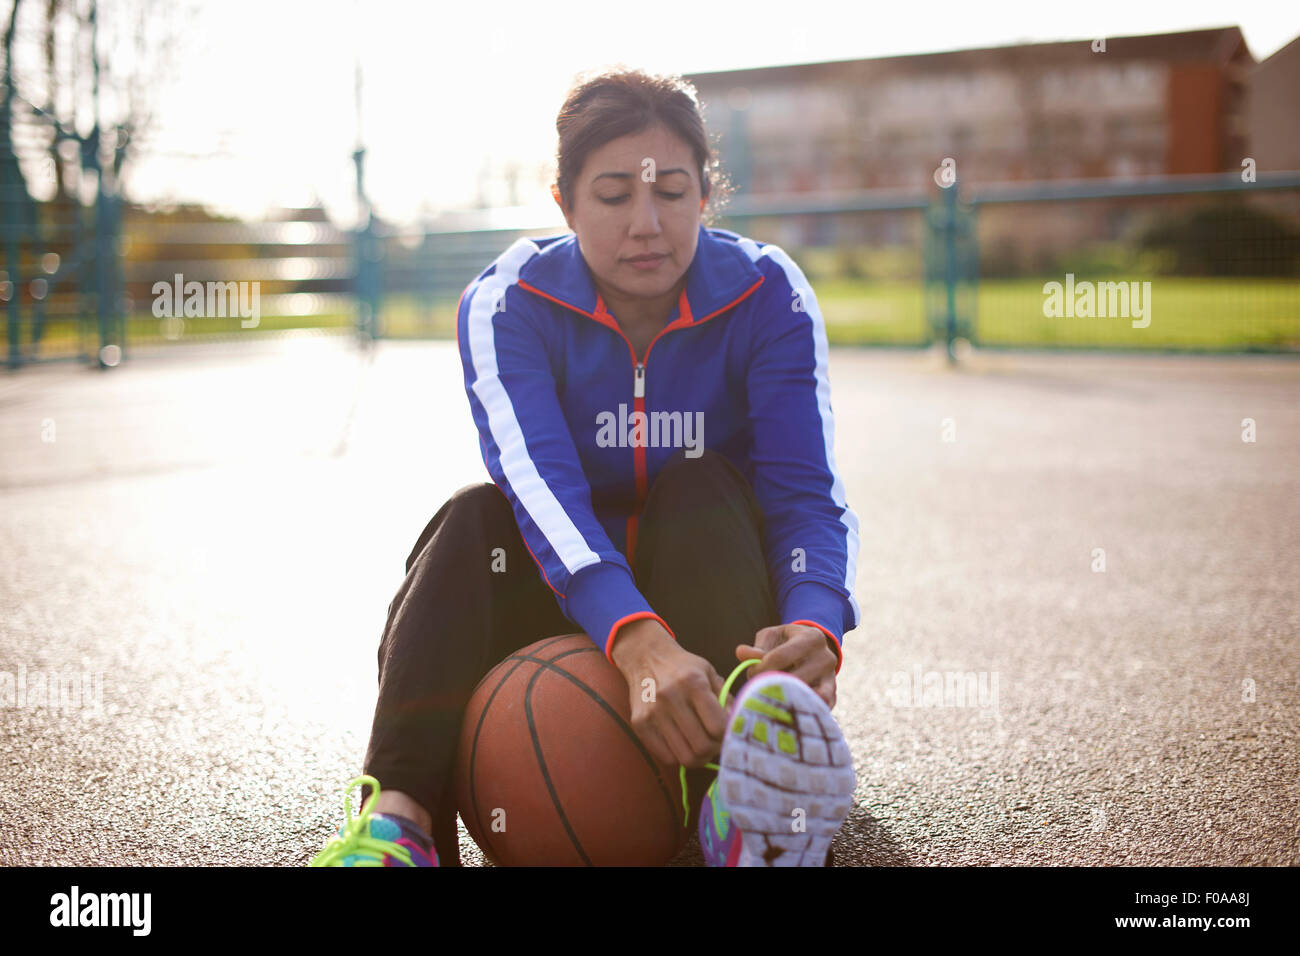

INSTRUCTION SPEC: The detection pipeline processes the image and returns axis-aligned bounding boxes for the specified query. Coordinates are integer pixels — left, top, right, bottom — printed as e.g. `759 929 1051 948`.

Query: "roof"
685 26 1254 86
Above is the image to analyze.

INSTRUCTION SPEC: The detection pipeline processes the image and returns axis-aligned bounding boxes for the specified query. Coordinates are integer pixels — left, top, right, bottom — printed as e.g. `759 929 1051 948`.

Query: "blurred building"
1248 35 1300 172
688 27 1255 194
687 27 1267 255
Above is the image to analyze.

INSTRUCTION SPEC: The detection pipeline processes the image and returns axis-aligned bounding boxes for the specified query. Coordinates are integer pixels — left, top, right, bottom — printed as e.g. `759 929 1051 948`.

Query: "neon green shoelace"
309 773 415 867
314 660 764 861
678 658 762 827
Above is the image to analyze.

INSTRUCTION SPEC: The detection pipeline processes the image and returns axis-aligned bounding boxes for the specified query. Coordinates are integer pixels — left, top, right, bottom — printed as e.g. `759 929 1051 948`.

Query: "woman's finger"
786 654 834 690
664 681 721 765
813 675 837 710
651 709 696 767
758 633 818 674
752 626 786 653
689 679 728 743
635 720 676 768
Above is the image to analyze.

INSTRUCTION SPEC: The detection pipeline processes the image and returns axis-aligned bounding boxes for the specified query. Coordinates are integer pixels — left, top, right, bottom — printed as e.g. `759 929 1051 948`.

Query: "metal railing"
5 171 1298 368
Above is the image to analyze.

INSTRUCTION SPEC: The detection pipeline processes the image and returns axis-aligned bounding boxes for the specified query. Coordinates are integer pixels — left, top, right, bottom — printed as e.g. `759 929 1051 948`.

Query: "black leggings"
361 449 778 865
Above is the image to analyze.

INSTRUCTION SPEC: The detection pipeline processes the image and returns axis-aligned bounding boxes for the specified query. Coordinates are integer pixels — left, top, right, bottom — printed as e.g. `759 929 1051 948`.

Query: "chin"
624 262 685 289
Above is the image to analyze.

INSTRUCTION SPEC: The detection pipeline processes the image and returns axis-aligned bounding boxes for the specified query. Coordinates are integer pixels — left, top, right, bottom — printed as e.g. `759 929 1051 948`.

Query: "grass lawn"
972 278 1300 350
10 278 1298 360
812 277 1299 350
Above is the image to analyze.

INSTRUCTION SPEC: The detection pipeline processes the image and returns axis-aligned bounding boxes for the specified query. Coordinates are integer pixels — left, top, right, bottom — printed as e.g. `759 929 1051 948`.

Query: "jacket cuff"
564 561 663 659
789 619 843 674
604 612 677 665
782 580 847 674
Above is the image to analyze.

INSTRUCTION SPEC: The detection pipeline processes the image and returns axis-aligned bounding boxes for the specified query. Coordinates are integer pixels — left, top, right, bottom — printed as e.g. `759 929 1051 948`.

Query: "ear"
552 184 575 230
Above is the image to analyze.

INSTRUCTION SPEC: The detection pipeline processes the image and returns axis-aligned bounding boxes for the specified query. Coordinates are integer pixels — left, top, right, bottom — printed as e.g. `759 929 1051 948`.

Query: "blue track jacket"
456 224 860 669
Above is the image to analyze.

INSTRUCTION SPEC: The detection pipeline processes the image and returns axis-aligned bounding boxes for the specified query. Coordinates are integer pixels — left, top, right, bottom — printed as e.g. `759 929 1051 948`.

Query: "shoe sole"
718 672 856 867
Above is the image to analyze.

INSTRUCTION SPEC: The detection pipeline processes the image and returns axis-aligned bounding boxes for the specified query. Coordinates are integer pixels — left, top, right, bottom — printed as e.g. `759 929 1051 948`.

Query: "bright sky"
118 0 1298 227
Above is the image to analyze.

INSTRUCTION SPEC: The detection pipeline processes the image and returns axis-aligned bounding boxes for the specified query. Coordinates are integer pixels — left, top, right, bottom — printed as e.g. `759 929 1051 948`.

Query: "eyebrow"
592 168 692 182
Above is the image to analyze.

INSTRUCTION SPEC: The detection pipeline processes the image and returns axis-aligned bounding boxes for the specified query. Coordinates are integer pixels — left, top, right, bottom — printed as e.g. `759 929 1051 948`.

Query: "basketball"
455 633 687 866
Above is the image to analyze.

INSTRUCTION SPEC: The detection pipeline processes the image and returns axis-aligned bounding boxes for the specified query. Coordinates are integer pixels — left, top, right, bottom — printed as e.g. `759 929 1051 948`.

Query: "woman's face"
555 123 703 306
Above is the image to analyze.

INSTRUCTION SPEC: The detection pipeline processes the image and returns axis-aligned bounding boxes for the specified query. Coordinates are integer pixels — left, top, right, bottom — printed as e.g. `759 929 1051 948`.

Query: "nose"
628 185 662 238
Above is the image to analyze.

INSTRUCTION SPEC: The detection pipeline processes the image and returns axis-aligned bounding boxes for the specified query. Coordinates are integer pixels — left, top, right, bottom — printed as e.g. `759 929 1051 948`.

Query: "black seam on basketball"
514 652 682 829
467 637 680 862
503 643 599 665
468 655 535 860
466 634 575 860
509 651 682 844
524 660 594 866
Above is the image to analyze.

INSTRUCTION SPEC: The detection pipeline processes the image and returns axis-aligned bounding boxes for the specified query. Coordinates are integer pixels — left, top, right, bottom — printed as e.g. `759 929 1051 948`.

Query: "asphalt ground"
1 332 1296 866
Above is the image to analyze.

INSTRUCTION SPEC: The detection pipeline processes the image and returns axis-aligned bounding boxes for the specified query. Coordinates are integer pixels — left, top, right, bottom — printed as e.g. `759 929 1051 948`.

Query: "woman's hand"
735 624 839 709
610 618 727 769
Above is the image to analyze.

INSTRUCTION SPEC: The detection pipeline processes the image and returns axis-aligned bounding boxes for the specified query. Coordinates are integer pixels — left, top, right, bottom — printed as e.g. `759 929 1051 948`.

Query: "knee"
410 483 513 563
647 449 746 508
447 482 509 515
443 482 517 536
405 482 515 574
657 447 730 478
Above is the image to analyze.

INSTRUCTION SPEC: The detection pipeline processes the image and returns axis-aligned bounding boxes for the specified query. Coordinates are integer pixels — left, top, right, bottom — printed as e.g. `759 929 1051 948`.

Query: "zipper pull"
633 363 645 398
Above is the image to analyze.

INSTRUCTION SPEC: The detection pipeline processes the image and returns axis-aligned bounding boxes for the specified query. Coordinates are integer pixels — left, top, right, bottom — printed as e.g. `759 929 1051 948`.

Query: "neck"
597 276 686 328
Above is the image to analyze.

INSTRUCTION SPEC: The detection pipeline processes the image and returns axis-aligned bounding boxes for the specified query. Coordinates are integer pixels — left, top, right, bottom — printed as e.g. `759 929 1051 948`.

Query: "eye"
599 191 685 205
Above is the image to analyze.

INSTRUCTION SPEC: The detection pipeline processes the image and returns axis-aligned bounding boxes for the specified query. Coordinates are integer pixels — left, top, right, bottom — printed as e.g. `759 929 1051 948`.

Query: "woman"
311 68 860 867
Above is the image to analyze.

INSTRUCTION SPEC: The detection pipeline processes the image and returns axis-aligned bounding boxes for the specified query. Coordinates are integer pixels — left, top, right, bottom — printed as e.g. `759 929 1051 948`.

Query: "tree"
1 0 187 365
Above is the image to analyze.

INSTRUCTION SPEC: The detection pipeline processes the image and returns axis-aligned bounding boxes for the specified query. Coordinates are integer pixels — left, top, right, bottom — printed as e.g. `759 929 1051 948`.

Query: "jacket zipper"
619 284 768 566
607 292 693 537
518 277 766 565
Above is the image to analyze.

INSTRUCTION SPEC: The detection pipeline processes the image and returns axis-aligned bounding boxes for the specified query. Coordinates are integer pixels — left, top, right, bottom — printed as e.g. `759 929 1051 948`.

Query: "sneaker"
309 774 439 867
698 771 743 866
702 668 855 866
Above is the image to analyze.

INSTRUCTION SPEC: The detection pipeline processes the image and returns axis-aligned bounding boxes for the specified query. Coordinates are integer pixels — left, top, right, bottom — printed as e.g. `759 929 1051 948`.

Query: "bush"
1137 200 1300 277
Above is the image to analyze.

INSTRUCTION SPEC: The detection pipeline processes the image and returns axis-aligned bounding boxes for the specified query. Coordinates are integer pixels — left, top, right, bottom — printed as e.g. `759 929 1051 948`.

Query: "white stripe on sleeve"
465 238 601 577
738 238 861 626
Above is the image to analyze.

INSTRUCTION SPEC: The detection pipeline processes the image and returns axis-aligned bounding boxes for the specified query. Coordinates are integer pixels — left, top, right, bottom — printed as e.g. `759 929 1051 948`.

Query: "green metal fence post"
354 211 381 342
89 130 118 368
943 180 958 363
352 142 382 343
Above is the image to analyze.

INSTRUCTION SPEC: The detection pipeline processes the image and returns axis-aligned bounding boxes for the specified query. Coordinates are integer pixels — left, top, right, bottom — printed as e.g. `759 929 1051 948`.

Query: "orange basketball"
455 634 686 866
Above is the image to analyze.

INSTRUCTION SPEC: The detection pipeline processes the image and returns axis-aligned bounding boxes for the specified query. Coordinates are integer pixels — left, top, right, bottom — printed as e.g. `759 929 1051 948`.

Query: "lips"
625 254 667 271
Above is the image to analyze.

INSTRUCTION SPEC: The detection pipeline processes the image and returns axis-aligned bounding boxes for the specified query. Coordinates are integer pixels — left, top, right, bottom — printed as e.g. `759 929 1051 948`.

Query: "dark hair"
554 67 733 226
